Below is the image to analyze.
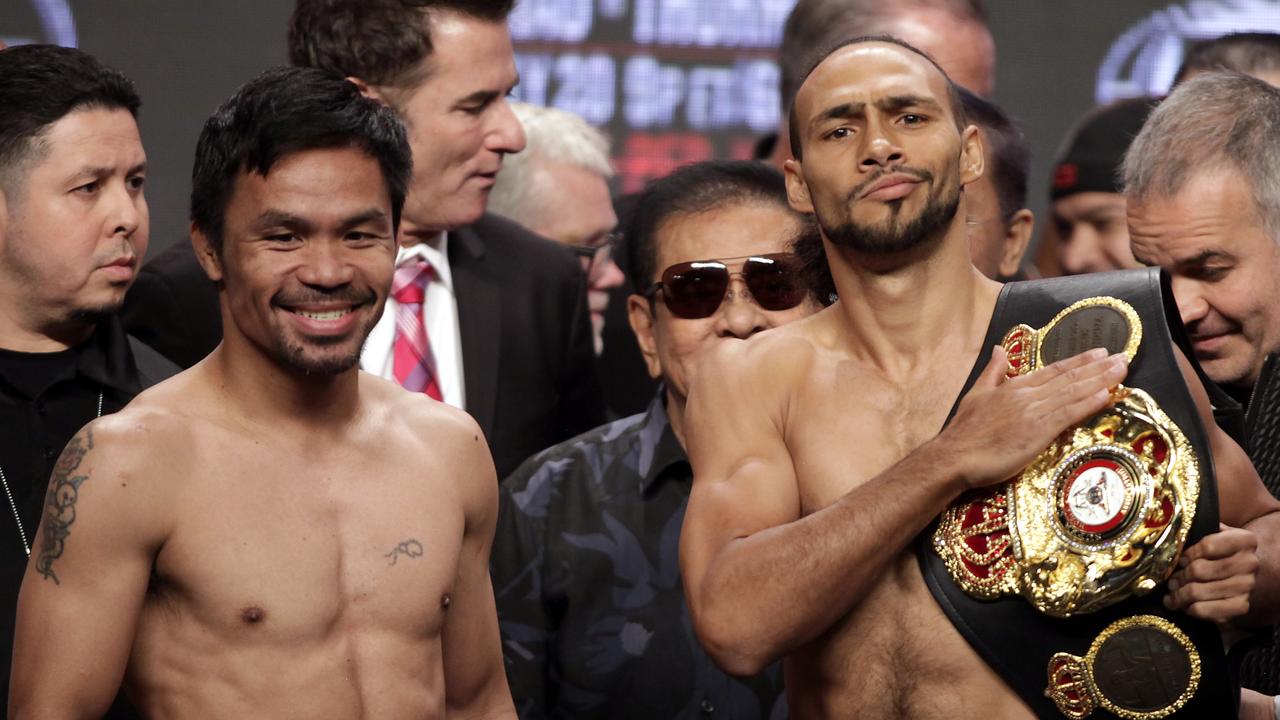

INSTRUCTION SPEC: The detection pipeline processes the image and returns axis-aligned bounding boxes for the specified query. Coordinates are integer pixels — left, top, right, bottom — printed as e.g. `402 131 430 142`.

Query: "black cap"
1051 97 1159 200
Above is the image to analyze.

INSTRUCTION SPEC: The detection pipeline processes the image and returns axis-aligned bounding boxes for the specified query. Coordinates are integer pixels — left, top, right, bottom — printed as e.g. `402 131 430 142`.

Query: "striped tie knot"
392 260 432 305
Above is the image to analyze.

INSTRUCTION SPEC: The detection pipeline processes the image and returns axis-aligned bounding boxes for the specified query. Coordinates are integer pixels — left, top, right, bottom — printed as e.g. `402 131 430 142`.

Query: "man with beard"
11 67 515 720
680 38 1280 718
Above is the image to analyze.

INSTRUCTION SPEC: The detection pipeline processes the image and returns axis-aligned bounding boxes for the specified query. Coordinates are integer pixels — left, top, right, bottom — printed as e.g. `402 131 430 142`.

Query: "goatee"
822 170 961 255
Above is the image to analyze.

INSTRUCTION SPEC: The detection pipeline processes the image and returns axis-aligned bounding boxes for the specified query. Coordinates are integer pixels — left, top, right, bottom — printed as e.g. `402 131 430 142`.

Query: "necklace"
0 391 103 557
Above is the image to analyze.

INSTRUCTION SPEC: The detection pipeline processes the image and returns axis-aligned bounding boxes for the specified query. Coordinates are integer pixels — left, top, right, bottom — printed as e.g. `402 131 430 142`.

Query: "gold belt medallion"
1045 615 1201 719
935 297 1200 617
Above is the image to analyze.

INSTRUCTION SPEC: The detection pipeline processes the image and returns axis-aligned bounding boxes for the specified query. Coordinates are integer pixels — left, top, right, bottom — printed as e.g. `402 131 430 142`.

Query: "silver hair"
487 102 613 226
1123 71 1280 238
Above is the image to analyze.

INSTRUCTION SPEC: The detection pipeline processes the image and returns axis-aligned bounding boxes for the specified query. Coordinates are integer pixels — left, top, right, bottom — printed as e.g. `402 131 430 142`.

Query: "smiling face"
390 11 525 239
0 108 148 342
1128 167 1280 388
196 147 397 376
785 42 981 257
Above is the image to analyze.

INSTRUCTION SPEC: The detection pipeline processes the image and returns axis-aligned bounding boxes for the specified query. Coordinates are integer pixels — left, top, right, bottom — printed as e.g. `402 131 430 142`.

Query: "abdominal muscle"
124 590 445 720
783 552 1035 720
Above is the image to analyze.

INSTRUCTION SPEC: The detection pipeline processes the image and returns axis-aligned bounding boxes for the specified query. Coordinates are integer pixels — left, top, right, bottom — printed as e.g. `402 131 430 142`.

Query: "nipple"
241 606 266 624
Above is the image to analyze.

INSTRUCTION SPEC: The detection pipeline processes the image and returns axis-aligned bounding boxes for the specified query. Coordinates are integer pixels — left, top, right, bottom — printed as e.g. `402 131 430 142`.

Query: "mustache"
847 166 934 202
271 286 377 307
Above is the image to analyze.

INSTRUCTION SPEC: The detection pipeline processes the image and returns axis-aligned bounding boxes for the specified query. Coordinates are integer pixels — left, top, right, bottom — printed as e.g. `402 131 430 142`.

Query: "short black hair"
1174 32 1280 86
288 0 516 89
958 86 1029 218
622 160 804 294
0 44 140 191
787 35 967 161
190 66 412 254
778 0 988 112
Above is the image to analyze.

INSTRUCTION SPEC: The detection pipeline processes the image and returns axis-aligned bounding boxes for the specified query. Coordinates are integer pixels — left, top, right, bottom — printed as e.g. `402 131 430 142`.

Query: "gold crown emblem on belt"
934 297 1200 618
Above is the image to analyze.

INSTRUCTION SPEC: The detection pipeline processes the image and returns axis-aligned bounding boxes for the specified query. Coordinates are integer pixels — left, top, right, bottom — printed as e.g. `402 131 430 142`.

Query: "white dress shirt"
361 233 466 410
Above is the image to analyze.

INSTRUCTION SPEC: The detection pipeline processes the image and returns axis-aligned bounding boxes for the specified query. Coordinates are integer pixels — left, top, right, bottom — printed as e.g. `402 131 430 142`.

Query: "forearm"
690 437 966 674
1243 510 1280 625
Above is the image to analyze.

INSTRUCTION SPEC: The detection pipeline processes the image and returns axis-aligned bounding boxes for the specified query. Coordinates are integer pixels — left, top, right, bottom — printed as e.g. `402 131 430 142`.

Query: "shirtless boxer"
10 67 515 720
679 38 1280 718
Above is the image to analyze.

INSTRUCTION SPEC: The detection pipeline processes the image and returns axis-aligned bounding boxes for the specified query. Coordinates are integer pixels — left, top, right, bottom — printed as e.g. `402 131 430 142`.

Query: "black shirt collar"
0 316 142 398
638 389 691 495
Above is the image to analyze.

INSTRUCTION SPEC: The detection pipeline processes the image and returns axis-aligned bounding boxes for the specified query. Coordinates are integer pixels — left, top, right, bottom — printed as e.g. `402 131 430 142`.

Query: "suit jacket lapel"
450 224 501 439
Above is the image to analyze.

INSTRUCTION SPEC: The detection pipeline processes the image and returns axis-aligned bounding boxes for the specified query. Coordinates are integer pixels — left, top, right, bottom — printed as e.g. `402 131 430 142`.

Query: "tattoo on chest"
36 430 94 585
385 539 424 566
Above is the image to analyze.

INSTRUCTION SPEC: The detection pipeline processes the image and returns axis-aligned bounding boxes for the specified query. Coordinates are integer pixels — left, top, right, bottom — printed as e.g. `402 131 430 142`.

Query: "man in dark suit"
122 0 604 477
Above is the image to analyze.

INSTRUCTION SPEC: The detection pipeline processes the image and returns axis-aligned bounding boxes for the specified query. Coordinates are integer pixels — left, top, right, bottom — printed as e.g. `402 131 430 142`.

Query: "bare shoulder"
361 373 485 448
36 396 191 558
358 373 497 508
693 307 832 403
75 384 201 481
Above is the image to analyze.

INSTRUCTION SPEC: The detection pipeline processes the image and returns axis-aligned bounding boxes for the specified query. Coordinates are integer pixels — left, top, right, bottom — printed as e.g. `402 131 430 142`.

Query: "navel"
441 593 452 611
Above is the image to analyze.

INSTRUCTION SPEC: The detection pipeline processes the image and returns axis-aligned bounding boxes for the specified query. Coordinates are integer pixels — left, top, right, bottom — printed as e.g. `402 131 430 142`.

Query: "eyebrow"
811 94 943 128
72 161 148 179
456 74 520 109
1178 249 1232 265
338 208 390 231
250 208 390 234
250 210 313 235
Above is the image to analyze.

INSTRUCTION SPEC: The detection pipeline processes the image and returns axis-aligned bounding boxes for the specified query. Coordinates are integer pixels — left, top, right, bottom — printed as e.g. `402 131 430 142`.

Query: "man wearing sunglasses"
491 161 817 719
679 38 1280 718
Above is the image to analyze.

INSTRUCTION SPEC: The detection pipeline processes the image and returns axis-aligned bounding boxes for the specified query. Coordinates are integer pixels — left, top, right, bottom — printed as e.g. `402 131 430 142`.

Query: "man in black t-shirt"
0 44 176 717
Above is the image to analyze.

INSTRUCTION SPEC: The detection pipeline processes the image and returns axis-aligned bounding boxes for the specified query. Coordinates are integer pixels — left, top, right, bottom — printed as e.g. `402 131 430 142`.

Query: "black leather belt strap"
1238 353 1280 694
917 268 1237 719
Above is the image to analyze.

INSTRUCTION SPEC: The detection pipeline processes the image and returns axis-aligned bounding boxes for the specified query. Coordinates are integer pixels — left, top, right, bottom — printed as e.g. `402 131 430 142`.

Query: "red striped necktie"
391 258 443 401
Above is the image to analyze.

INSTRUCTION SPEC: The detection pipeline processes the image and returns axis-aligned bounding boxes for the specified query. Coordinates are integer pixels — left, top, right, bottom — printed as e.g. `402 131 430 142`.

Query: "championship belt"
935 297 1200 618
917 269 1236 719
1047 616 1201 719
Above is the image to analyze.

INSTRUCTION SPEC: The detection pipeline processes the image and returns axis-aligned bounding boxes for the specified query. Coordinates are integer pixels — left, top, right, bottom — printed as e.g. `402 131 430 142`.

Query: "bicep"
680 359 803 603
1173 348 1280 526
12 424 162 717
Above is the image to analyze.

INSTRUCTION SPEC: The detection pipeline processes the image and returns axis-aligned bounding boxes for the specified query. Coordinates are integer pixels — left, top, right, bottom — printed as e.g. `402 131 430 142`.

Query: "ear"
784 158 814 214
346 76 388 105
626 293 664 380
190 223 225 284
960 125 985 187
999 208 1035 278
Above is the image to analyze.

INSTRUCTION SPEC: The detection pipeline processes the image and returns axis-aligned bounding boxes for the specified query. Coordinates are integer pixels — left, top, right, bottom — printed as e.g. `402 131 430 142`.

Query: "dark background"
6 0 1280 261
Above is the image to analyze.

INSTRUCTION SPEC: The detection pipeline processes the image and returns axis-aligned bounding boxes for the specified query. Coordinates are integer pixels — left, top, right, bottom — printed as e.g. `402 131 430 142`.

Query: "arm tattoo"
385 539 424 566
36 430 94 585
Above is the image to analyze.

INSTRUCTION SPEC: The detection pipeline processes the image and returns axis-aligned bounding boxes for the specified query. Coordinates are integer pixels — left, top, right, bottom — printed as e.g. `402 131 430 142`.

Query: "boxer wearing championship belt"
934 295 1196 619
923 272 1245 718
680 37 1280 720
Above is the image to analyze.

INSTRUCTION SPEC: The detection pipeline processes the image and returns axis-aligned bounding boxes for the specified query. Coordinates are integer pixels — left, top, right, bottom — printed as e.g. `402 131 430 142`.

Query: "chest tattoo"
385 538 424 566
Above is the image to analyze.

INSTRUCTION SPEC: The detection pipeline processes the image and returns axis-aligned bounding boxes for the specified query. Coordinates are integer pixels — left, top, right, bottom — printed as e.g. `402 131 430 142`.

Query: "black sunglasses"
644 253 806 319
